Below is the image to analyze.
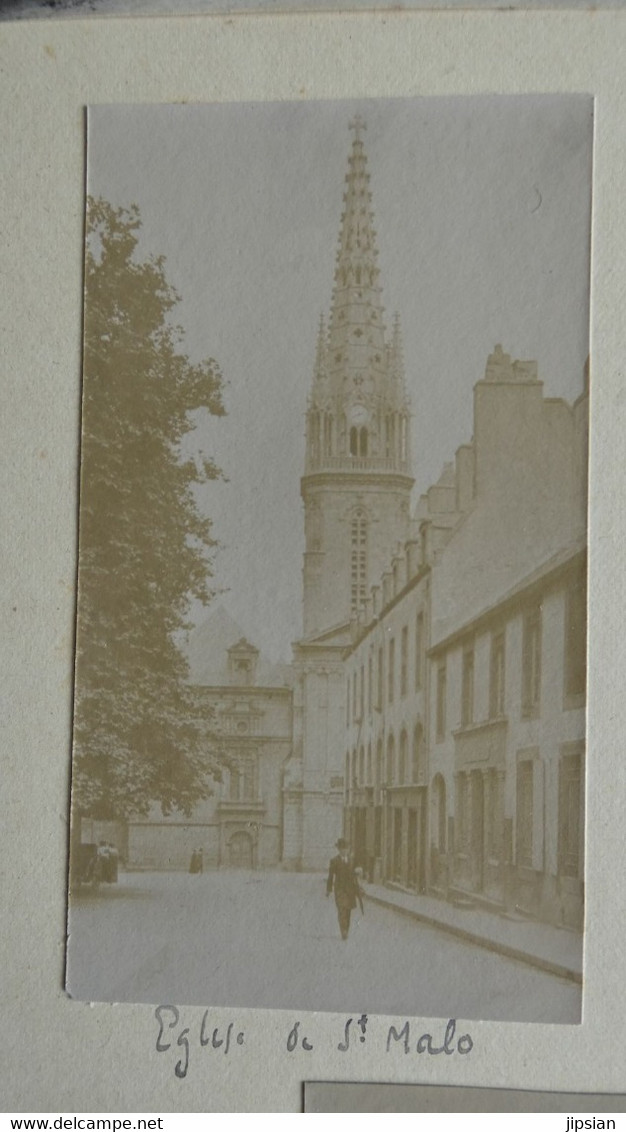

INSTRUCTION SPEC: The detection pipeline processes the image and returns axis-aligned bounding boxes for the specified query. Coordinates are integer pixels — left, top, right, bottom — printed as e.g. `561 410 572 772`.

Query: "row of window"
347 608 426 718
514 750 583 876
345 723 426 795
348 569 586 735
436 629 505 740
309 411 409 463
452 749 583 878
348 751 583 881
436 580 586 739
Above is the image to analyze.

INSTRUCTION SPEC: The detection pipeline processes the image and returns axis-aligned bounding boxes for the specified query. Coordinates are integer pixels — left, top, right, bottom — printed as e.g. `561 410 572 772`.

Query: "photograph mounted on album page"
66 95 591 1024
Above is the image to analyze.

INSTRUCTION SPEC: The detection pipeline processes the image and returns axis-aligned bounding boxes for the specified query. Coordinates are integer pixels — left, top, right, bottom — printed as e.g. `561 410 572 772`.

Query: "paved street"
67 870 580 1023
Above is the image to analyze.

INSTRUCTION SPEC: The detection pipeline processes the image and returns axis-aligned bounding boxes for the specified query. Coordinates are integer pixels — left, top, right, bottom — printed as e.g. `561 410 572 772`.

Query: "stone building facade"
126 616 293 871
344 347 588 929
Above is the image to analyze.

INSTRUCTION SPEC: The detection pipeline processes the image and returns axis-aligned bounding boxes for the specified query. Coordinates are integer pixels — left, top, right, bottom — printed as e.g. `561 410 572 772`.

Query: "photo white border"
2 10 625 1112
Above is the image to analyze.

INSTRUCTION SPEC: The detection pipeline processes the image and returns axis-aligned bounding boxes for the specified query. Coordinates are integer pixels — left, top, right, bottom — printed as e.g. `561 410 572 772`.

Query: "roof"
183 605 293 688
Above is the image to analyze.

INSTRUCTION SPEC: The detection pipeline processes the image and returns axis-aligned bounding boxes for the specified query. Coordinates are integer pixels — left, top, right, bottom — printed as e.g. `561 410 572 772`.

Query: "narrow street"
67 869 580 1023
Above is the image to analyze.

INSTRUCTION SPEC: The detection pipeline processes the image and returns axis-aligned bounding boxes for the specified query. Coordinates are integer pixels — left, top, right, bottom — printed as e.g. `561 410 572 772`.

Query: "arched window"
360 427 368 456
350 510 368 615
350 427 369 457
412 722 424 783
386 733 395 787
399 730 408 785
323 414 333 457
385 414 395 457
229 753 257 802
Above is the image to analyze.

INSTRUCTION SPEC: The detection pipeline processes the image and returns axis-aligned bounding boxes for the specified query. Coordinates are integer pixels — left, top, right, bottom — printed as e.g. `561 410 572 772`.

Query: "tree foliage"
72 197 225 821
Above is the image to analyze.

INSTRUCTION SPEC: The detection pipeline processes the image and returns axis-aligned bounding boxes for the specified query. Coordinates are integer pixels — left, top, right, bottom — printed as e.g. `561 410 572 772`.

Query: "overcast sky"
88 96 592 660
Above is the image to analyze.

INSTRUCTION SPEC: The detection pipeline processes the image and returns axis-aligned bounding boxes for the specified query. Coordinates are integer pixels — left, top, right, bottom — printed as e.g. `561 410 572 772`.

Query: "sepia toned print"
67 98 591 1022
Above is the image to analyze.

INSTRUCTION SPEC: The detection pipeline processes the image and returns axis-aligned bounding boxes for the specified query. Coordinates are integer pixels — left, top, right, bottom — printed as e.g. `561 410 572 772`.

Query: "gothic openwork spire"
301 120 414 640
326 115 387 398
305 119 411 476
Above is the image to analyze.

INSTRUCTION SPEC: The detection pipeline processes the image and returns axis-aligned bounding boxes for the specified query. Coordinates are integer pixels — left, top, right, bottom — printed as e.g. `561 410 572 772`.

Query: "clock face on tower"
349 404 369 427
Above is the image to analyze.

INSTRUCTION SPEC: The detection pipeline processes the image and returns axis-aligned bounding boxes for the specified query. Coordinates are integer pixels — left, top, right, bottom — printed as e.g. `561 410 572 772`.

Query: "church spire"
300 118 414 639
304 118 412 478
327 115 387 397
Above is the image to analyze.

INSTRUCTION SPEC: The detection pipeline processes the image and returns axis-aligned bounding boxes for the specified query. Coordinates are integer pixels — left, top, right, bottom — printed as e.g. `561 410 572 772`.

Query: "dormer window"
227 638 259 686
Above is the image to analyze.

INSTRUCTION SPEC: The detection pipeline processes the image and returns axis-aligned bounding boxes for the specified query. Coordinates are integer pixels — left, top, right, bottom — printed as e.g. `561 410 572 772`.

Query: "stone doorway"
228 830 254 868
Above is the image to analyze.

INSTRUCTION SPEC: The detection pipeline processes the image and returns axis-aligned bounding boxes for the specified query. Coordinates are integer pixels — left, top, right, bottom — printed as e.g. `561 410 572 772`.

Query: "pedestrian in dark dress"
107 842 119 882
326 838 363 940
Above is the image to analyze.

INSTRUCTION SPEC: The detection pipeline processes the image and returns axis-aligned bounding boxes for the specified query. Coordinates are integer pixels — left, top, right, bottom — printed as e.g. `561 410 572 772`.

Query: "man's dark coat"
326 853 362 910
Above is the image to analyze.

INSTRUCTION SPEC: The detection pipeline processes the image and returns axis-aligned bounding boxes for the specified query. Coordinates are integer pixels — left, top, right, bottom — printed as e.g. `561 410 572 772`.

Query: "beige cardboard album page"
2 11 625 1114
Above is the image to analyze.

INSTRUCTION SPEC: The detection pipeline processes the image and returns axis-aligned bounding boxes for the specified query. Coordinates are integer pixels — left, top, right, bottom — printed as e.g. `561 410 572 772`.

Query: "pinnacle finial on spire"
349 114 367 143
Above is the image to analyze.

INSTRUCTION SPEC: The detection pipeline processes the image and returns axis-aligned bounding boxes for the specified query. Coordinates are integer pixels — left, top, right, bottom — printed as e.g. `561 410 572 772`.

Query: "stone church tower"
282 117 414 870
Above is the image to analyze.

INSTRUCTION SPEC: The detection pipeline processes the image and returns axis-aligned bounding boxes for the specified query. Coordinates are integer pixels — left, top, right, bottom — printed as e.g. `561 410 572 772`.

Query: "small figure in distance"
107 841 119 883
326 838 364 941
96 840 109 883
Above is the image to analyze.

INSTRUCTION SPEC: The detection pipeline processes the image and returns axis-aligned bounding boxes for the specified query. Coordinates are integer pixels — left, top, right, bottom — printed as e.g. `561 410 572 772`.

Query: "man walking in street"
326 838 363 941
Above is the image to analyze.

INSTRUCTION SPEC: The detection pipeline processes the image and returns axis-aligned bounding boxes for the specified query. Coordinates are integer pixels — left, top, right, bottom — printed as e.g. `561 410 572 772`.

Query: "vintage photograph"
66 96 591 1023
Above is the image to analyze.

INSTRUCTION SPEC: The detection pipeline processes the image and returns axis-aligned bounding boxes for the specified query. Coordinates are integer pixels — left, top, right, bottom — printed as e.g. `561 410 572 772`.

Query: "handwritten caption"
154 1005 474 1079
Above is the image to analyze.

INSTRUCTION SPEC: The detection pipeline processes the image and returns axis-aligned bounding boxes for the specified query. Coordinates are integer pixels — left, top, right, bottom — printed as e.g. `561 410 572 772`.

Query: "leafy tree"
72 197 225 827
